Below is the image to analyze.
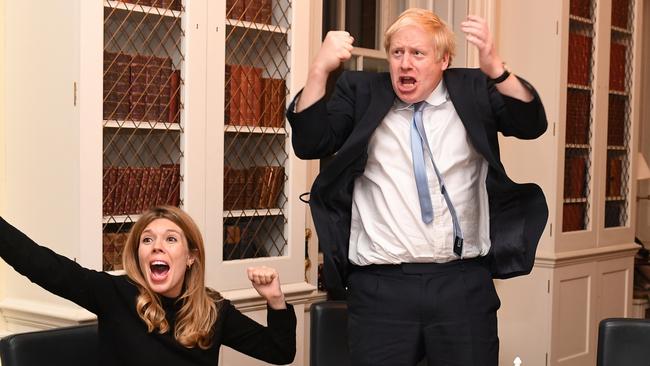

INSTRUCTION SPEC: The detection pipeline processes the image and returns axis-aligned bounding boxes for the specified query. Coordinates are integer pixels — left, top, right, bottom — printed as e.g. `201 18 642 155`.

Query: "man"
288 8 548 366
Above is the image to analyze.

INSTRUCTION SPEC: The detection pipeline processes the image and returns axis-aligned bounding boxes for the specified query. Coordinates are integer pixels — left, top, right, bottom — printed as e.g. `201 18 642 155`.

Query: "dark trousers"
346 258 500 366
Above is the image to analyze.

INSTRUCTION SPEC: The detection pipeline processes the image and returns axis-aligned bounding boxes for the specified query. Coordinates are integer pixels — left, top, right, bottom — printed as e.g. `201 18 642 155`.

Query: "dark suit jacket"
287 69 549 300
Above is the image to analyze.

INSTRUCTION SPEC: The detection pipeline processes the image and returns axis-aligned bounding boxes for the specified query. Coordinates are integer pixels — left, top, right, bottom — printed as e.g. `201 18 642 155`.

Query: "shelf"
605 196 626 202
566 144 591 149
224 208 284 218
104 1 182 18
568 83 592 91
569 14 594 25
224 125 286 135
564 197 588 203
607 145 627 151
226 19 289 34
611 26 633 35
609 89 629 96
103 214 141 224
104 120 182 131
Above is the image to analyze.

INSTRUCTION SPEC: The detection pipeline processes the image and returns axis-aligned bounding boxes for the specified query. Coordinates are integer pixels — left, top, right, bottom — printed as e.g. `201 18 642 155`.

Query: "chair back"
0 324 98 366
310 300 350 366
597 317 650 366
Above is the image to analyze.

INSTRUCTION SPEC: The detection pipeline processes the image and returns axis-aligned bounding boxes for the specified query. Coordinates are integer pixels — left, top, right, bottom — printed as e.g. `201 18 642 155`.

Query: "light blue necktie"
410 102 433 224
410 101 465 256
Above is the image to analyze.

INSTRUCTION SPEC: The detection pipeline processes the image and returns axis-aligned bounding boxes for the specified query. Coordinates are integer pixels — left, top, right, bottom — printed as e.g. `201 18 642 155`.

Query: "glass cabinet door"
603 0 635 229
102 1 185 271
562 0 596 233
222 0 292 262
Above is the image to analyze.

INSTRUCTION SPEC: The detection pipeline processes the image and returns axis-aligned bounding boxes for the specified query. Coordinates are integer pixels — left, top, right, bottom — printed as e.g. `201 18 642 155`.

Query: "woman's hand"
247 266 287 309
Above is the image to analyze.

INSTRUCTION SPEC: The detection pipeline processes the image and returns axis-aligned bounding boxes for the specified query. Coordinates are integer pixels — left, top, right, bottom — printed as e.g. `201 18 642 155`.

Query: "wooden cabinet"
101 1 185 271
495 0 643 365
1 3 316 361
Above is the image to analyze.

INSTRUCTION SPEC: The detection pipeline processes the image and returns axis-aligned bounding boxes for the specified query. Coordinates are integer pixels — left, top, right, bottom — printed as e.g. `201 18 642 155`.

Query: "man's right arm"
296 31 354 112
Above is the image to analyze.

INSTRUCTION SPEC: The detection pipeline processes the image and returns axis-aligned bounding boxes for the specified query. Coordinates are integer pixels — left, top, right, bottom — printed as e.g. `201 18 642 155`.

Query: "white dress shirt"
348 80 491 265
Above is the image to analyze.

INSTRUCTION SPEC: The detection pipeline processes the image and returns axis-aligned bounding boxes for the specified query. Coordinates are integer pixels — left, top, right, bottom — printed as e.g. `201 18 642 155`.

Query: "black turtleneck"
0 217 296 366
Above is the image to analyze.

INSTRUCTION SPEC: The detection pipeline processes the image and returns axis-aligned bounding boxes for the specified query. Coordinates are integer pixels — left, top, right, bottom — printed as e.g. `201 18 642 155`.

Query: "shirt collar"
394 79 449 111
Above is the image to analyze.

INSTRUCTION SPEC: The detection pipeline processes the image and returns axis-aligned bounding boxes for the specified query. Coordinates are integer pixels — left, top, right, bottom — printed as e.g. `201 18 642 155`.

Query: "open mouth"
150 260 170 280
400 76 417 85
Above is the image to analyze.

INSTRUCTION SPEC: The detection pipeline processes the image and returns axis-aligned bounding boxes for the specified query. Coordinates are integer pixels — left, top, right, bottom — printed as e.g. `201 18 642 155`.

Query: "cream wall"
637 0 650 243
0 0 6 306
0 0 5 212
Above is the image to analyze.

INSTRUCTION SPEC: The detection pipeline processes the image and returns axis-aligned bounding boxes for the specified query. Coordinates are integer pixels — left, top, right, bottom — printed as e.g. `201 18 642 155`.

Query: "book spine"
567 33 592 87
168 69 181 123
227 0 245 20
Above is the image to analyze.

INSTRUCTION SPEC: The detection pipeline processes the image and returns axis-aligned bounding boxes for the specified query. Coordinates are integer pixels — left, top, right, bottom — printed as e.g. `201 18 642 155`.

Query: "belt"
350 256 485 275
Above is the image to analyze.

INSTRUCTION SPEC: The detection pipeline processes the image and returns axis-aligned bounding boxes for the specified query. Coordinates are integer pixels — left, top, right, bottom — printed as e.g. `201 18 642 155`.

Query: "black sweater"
0 218 296 365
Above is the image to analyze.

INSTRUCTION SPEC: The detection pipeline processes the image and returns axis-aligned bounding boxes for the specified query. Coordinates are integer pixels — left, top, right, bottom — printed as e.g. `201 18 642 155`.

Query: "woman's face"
137 218 194 298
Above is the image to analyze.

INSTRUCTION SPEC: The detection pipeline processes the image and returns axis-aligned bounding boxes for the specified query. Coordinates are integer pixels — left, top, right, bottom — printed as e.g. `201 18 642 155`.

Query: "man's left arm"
462 15 546 138
461 15 532 102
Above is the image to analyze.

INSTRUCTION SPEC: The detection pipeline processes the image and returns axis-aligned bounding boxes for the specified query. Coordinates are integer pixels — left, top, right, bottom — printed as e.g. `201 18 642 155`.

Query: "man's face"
388 24 449 104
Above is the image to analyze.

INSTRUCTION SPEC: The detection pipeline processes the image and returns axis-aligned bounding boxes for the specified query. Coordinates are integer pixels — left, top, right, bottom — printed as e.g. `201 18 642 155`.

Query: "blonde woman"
0 205 295 365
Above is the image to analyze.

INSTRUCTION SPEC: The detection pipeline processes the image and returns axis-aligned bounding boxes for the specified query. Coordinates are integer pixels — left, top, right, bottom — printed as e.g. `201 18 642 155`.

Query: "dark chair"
310 300 350 366
597 317 650 366
0 324 98 366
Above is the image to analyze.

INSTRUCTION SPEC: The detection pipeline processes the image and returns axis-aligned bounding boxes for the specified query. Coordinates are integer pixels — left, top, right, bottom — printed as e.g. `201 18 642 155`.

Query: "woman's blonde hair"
384 8 456 65
122 205 221 349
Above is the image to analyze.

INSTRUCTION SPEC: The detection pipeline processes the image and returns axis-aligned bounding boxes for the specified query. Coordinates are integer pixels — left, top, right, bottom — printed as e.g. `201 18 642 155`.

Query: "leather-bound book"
168 69 181 123
266 166 285 208
568 33 592 87
145 167 162 211
113 167 129 215
225 65 242 125
566 89 591 144
161 163 181 206
103 166 118 216
569 0 591 18
239 66 263 126
227 0 245 20
563 156 586 199
104 51 131 120
259 0 272 25
606 156 623 197
607 94 626 146
244 0 261 23
611 0 629 29
563 203 585 232
135 167 151 213
609 43 626 92
272 78 286 127
155 165 174 206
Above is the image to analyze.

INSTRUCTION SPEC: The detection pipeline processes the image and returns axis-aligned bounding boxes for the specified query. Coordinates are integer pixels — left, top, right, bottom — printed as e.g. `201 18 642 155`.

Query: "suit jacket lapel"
444 70 502 171
345 73 395 155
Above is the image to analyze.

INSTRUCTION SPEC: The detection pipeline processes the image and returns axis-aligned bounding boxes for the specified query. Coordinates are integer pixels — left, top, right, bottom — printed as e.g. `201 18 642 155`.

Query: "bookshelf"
101 0 185 271
219 0 291 263
495 0 643 364
2 0 314 343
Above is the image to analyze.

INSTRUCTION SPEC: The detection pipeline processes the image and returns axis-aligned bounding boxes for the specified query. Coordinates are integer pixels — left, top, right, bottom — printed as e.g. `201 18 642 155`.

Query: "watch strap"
489 68 510 84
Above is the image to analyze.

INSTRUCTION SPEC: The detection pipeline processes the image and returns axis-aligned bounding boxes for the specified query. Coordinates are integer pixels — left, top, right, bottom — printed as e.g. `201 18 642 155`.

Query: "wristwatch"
488 64 510 84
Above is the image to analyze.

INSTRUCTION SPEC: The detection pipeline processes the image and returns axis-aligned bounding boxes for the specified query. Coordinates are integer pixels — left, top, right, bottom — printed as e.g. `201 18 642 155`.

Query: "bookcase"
2 2 315 363
494 0 644 365
221 0 290 265
101 0 185 271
